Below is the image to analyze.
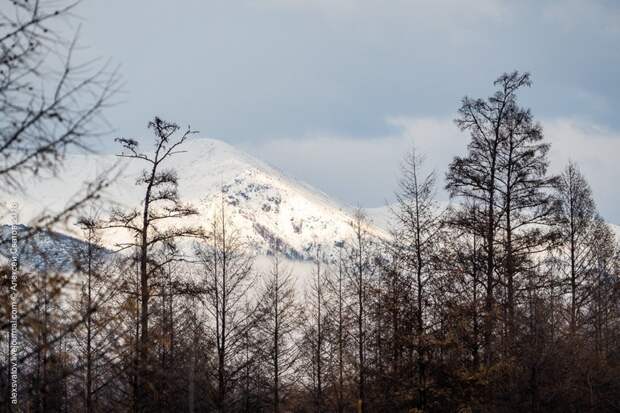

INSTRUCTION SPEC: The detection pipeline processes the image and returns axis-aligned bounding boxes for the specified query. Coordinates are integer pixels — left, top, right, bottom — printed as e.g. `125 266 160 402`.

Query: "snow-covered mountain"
11 138 387 263
8 137 619 270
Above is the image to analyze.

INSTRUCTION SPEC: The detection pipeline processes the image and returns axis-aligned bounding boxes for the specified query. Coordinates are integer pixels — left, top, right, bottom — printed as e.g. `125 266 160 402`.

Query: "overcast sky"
69 0 619 222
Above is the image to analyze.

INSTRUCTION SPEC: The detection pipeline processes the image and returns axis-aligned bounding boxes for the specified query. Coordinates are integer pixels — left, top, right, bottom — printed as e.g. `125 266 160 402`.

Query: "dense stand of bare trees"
0 1 120 412
1 2 619 411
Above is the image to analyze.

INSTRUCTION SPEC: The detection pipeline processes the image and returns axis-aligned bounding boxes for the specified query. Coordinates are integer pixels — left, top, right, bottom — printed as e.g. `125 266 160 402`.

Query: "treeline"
1 1 619 412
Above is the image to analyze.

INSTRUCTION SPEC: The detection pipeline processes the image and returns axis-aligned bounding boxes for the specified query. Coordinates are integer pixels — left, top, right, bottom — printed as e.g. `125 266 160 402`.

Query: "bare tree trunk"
337 247 345 413
314 249 323 412
356 225 365 413
188 313 197 413
86 231 93 413
138 182 152 412
484 157 497 369
570 215 577 336
274 266 280 413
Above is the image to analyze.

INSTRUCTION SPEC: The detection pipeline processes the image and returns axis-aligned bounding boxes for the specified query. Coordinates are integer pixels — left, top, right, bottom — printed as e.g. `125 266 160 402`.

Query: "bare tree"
553 162 599 336
324 242 348 413
0 0 120 225
446 71 532 367
257 248 303 413
343 209 376 413
0 5 120 405
493 78 557 349
72 216 128 413
392 148 444 409
194 199 255 412
301 244 331 412
106 117 202 412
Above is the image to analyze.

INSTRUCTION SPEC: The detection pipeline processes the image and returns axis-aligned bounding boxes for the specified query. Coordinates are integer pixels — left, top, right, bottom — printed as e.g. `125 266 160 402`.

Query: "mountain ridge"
11 137 388 262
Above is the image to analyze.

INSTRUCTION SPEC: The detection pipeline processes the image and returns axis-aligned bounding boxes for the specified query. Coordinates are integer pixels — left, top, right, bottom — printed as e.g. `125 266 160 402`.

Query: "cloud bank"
246 117 620 223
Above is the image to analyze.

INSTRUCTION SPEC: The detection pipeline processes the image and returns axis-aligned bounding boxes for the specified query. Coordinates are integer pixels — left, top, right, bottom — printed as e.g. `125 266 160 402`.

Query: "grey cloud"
72 0 620 147
245 117 620 224
54 0 619 222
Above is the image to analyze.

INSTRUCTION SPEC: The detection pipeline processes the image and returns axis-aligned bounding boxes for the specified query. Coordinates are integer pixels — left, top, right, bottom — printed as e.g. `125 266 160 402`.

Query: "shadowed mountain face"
11 138 387 263
0 225 109 272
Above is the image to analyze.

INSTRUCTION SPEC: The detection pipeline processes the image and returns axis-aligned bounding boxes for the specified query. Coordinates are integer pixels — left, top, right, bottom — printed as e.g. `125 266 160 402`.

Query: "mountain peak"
11 137 386 263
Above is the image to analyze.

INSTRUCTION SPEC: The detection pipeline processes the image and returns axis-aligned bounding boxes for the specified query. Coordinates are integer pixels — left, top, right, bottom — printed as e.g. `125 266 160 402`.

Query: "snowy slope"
610 224 620 242
10 138 387 263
